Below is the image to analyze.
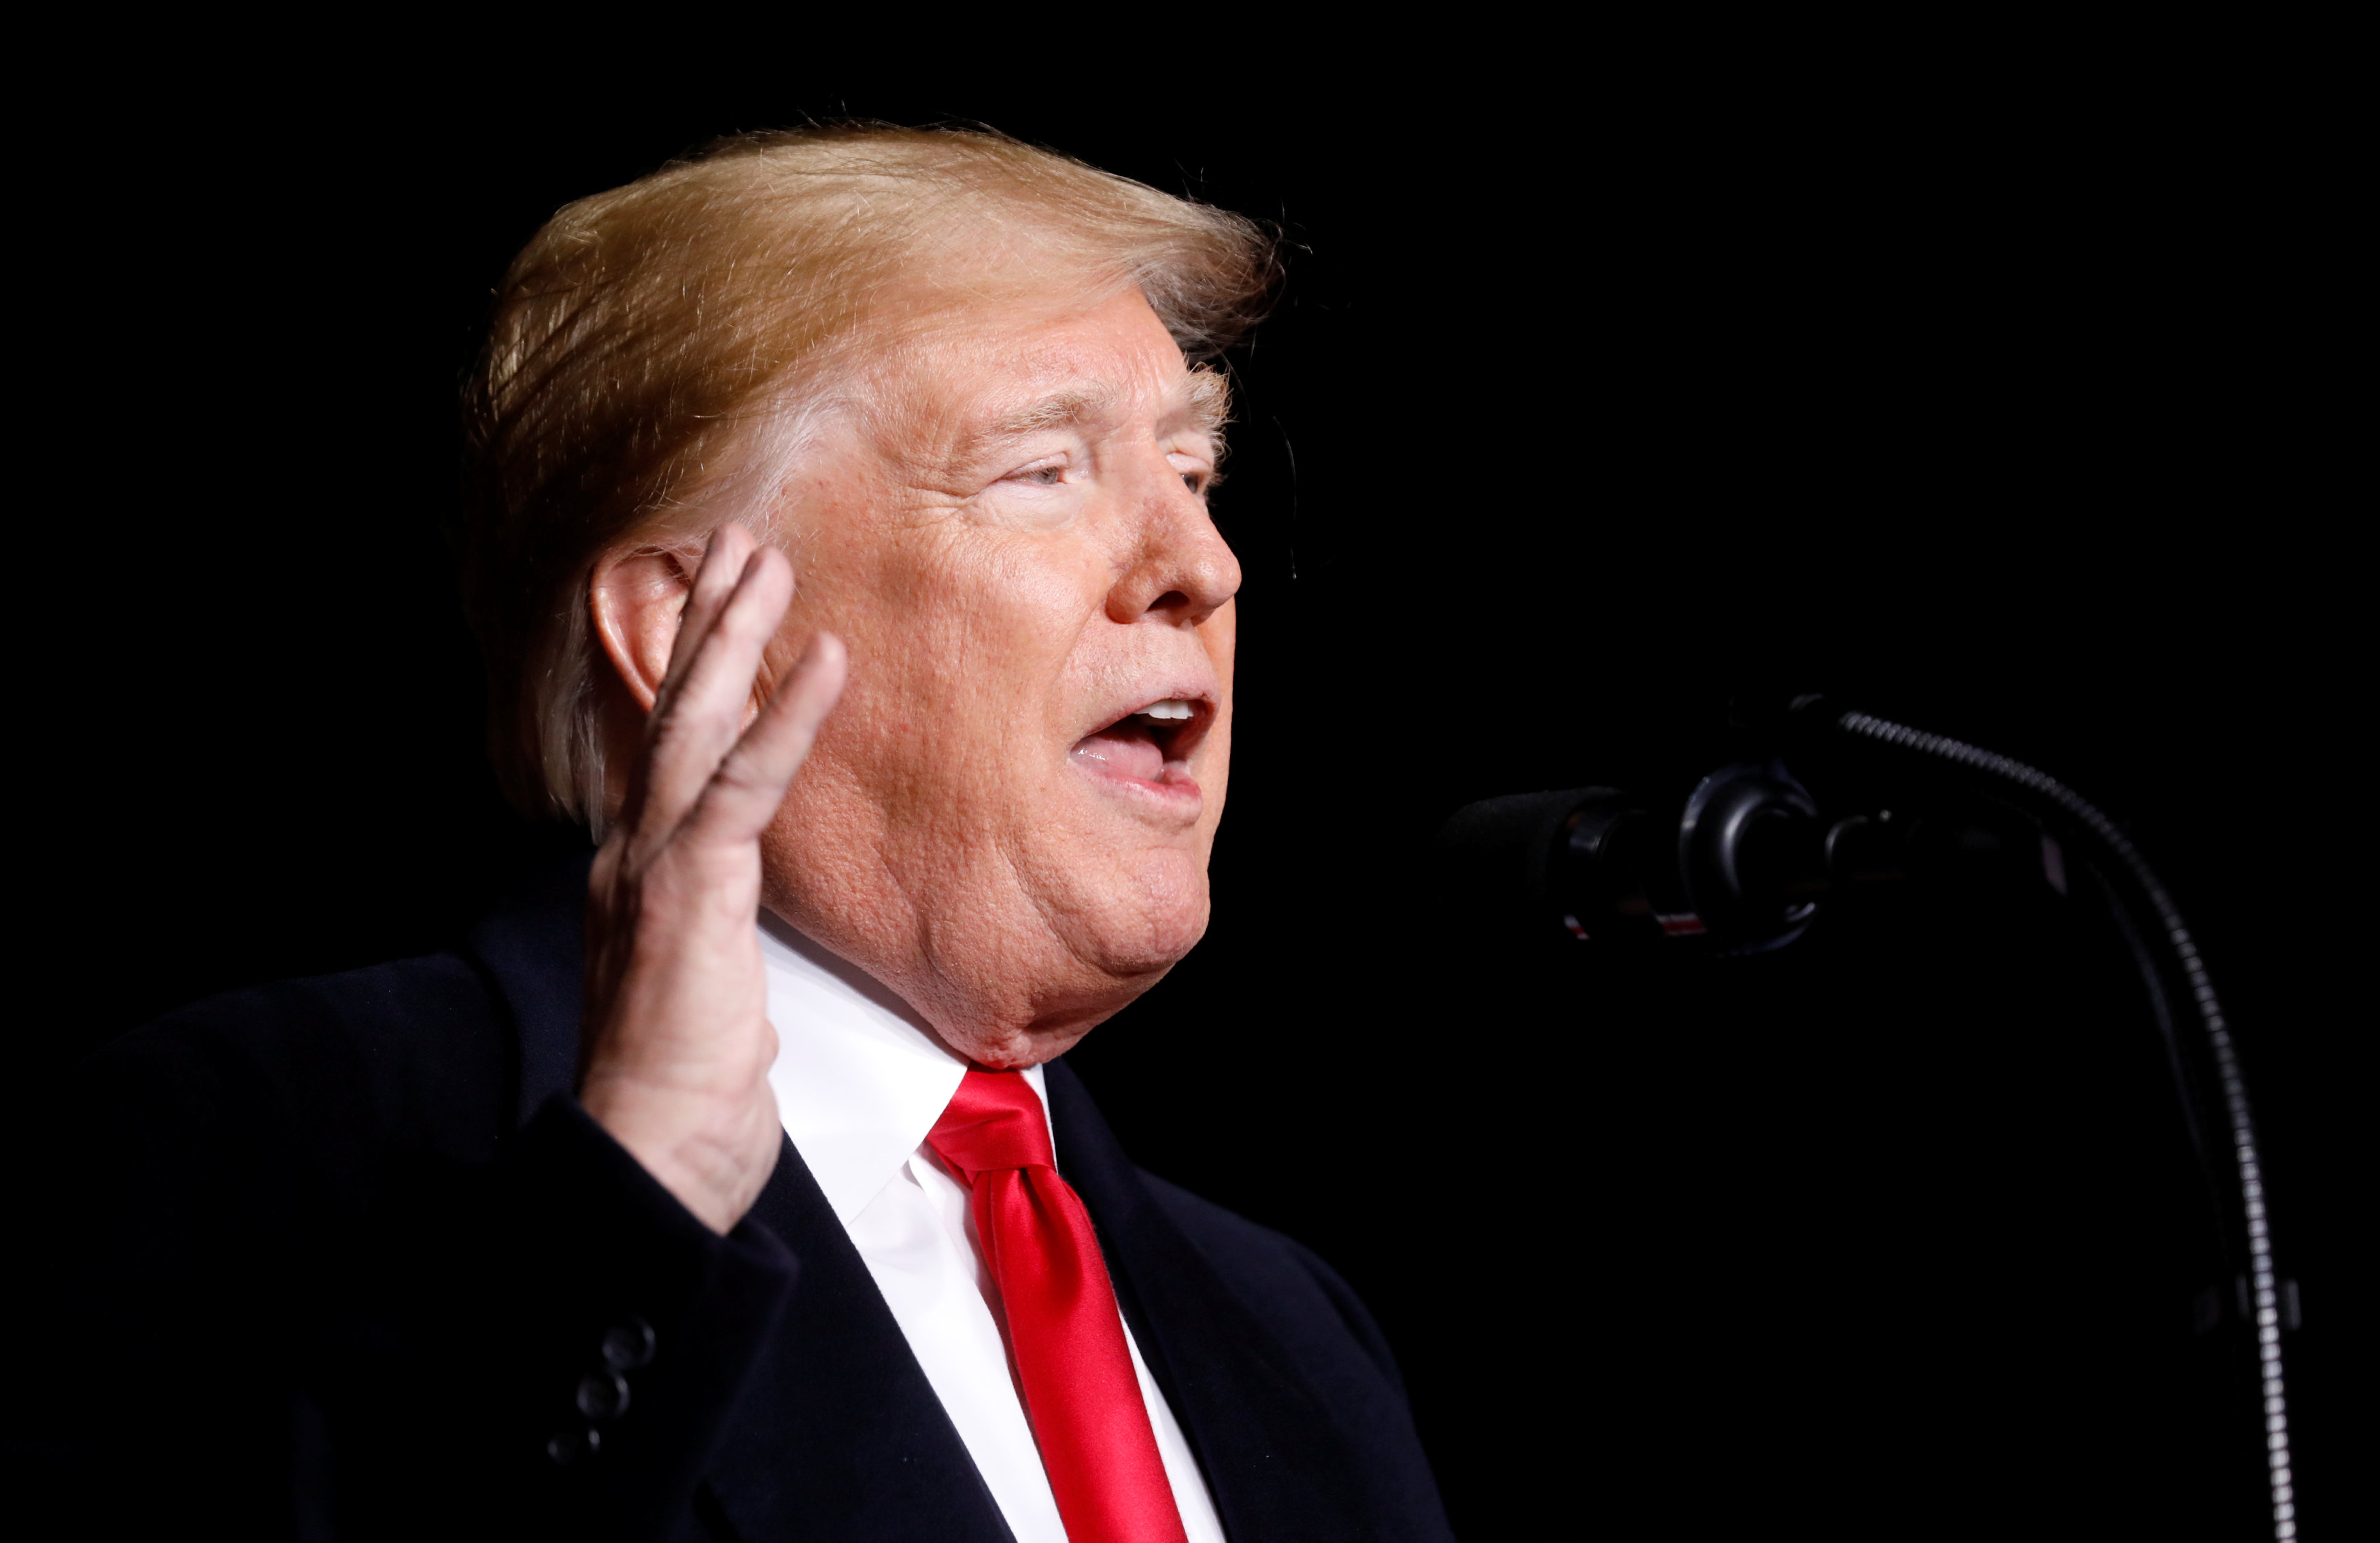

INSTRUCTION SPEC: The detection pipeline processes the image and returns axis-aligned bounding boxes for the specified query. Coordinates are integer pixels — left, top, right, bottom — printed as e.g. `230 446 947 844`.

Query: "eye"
1005 456 1068 488
1168 445 1218 498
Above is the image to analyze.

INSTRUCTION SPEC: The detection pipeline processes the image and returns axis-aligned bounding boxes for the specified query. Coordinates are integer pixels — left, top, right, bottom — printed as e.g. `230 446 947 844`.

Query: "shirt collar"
759 912 1049 1225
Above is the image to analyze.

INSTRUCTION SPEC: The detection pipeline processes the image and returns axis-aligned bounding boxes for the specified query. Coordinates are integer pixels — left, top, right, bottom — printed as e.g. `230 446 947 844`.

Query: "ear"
590 545 703 713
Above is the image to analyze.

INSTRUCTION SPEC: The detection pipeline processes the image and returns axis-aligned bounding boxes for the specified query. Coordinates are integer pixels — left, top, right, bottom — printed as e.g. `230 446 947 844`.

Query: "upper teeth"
1138 699 1195 720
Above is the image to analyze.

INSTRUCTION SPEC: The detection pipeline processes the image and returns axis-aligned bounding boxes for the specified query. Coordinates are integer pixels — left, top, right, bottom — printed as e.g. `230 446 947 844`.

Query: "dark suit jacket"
21 858 1451 1542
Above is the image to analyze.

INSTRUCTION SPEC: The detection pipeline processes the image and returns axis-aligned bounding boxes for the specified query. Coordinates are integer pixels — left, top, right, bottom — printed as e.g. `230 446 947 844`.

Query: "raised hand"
579 524 847 1234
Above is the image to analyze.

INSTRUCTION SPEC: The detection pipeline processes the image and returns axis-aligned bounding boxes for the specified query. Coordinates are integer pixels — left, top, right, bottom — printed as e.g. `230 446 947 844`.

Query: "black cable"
1829 708 2296 1541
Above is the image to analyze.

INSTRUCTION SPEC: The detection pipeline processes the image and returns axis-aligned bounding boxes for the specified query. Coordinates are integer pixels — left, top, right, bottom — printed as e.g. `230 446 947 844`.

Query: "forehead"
868 288 1224 444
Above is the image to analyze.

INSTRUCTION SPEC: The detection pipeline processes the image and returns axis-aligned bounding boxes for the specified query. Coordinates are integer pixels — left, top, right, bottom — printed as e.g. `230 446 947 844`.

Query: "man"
34 126 1451 1540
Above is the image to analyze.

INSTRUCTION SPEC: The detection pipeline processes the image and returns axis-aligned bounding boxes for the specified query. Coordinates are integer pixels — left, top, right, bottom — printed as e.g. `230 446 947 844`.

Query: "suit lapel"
468 858 1010 1542
699 1141 1015 1542
1044 1061 1378 1543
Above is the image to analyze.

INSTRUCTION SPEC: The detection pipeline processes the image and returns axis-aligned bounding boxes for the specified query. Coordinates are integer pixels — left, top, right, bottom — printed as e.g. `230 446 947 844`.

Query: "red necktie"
928 1070 1189 1543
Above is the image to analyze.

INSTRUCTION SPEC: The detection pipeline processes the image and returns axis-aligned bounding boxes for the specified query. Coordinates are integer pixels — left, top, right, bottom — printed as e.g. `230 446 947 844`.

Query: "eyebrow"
1183 367 1230 442
972 369 1232 452
982 385 1125 441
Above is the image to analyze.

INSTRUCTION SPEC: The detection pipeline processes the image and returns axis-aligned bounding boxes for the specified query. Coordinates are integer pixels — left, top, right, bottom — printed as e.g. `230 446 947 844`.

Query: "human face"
755 286 1241 1067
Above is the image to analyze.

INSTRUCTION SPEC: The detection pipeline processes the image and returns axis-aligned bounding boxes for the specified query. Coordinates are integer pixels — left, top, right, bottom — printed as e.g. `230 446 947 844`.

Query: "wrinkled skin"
581 287 1240 1230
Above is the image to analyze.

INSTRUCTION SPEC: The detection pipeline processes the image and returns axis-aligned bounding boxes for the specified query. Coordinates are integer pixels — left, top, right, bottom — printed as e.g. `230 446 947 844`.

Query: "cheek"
931 536 1115 734
805 534 1107 793
1204 597 1239 678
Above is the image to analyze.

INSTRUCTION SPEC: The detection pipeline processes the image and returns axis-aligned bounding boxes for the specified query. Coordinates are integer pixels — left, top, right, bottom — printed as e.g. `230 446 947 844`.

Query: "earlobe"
590 547 702 713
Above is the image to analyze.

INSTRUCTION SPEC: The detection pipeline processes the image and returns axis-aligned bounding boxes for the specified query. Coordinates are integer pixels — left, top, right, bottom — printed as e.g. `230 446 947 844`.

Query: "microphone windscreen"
1433 788 1615 922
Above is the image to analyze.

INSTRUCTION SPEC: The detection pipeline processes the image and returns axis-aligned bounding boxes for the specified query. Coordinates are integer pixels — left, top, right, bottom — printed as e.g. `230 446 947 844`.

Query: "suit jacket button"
602 1317 657 1370
577 1369 630 1421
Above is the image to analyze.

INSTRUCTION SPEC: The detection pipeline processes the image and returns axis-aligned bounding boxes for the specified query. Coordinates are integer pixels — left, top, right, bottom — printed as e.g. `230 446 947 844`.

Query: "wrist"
581 1079 775 1235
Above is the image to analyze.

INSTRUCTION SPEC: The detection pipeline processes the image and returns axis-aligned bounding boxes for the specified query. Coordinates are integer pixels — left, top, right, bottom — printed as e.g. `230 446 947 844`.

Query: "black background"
29 50 2361 1540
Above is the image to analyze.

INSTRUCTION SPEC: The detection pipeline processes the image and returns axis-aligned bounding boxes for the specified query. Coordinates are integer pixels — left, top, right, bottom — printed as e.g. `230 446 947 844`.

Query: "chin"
1067 857 1212 981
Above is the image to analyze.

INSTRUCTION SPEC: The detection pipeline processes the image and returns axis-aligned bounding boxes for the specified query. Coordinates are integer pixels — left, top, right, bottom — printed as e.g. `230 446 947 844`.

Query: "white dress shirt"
759 915 1226 1543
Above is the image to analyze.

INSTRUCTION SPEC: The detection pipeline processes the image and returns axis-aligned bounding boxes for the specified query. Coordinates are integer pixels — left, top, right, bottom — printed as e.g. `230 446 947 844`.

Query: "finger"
617 525 759 832
635 545 796 846
653 524 760 710
638 545 793 840
685 630 849 847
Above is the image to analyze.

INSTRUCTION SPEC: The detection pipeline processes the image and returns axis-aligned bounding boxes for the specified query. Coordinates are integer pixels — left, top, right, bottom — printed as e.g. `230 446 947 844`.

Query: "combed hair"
457 124 1278 825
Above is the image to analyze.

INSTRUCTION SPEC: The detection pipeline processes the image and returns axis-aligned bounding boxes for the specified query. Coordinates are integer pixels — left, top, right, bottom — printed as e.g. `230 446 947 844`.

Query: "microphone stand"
1822 705 2296 1543
1439 696 2298 1540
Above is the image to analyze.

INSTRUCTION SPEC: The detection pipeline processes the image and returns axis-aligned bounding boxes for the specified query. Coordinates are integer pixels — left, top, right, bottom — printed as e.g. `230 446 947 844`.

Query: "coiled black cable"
1830 708 2296 1541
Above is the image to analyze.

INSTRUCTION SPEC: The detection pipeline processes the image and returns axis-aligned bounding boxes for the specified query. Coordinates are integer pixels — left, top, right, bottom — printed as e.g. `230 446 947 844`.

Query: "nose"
1105 456 1243 627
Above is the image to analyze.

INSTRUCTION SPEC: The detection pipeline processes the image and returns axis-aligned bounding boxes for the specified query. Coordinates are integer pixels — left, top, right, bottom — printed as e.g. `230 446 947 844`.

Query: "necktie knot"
927 1068 1055 1182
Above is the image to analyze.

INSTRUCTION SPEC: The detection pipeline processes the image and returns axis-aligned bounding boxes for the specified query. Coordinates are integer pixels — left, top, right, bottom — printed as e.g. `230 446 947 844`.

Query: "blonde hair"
457 124 1277 824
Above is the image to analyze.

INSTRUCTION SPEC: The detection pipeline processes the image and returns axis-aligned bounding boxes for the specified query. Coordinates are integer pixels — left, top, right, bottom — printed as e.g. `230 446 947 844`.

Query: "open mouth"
1070 697 1210 792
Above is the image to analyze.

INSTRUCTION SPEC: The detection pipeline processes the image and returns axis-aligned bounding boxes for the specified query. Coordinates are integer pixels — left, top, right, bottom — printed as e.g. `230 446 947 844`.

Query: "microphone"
1432 696 2298 1539
1435 758 1958 953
